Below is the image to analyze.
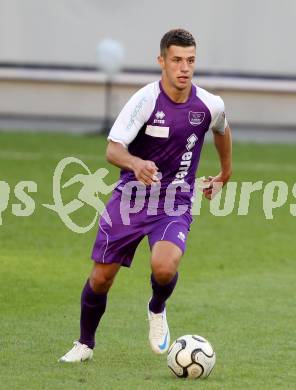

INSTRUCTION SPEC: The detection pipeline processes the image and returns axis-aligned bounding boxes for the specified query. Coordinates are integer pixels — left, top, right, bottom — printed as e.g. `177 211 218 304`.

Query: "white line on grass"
0 150 295 172
201 160 295 173
0 150 106 162
0 151 42 160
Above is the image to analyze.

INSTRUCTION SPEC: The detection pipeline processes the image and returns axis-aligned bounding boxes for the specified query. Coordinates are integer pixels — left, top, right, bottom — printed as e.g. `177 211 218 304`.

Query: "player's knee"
153 267 176 285
151 253 180 285
89 271 114 294
89 263 119 294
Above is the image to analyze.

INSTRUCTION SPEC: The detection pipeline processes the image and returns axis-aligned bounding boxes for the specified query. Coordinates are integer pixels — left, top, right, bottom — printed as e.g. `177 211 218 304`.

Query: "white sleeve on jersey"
107 82 158 147
211 96 228 134
196 87 228 134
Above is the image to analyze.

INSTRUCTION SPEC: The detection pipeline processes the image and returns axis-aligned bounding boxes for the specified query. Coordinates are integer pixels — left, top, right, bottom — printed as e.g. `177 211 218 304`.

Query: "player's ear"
158 55 165 69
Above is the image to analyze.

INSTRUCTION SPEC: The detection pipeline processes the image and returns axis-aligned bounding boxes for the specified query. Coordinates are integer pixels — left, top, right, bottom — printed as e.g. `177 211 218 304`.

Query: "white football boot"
147 303 170 354
58 341 93 363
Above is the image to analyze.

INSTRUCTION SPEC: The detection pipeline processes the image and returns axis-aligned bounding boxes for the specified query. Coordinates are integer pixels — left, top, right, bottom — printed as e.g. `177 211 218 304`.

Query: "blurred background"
0 0 296 141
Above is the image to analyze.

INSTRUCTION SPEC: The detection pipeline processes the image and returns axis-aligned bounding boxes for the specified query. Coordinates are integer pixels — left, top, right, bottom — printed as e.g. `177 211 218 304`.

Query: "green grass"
0 131 295 389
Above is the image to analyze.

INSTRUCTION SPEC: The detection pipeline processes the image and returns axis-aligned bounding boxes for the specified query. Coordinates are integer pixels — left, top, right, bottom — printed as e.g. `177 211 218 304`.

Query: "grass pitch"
0 131 295 389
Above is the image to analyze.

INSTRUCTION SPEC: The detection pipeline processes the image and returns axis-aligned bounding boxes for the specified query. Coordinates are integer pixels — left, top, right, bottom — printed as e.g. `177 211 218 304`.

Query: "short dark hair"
160 29 196 55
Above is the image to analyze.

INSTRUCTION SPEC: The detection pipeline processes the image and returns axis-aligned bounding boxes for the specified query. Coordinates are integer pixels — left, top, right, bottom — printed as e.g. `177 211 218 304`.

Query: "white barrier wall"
1 68 296 130
0 0 296 76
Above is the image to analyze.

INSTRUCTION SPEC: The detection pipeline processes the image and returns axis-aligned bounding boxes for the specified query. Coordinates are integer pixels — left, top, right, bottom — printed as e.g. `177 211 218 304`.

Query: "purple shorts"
91 190 192 267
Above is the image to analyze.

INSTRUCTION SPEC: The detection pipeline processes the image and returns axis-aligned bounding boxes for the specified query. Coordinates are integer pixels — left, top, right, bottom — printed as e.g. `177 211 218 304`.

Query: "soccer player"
59 28 232 362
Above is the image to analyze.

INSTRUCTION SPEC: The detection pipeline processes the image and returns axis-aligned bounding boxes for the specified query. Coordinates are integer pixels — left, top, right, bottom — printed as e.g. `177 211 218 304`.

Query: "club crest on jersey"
154 111 165 124
188 111 205 126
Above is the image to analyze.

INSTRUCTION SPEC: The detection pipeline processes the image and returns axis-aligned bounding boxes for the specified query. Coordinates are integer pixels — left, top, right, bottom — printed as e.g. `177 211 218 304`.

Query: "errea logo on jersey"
156 111 165 119
154 111 165 124
186 134 198 151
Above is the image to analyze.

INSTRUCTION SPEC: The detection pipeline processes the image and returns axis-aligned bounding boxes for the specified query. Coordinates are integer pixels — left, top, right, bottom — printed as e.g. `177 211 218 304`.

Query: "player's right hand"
132 158 159 186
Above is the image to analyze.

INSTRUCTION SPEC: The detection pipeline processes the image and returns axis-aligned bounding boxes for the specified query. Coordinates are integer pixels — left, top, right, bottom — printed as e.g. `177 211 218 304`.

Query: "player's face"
158 45 196 91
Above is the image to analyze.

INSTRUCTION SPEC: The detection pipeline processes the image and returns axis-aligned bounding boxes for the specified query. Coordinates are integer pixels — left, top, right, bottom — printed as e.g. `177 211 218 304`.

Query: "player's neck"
160 79 191 103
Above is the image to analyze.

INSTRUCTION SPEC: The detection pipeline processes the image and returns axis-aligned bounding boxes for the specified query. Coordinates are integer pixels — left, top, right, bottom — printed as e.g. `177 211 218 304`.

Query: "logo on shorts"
177 231 186 242
154 111 166 124
188 111 205 126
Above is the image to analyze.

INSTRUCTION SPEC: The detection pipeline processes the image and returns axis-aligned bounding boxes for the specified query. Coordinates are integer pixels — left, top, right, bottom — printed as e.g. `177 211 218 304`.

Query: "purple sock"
79 279 107 349
149 272 178 314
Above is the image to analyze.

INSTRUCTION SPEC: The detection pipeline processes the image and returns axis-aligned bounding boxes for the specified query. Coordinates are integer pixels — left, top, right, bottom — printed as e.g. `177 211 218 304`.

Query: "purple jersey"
108 81 227 213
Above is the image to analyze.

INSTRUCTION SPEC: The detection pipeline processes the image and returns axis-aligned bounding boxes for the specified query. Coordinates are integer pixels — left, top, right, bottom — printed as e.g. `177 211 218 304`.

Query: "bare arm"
106 141 159 186
203 126 232 199
214 125 232 181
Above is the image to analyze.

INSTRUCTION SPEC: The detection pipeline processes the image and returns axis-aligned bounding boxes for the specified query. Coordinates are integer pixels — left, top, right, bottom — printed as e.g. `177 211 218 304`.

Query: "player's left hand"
202 173 230 200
